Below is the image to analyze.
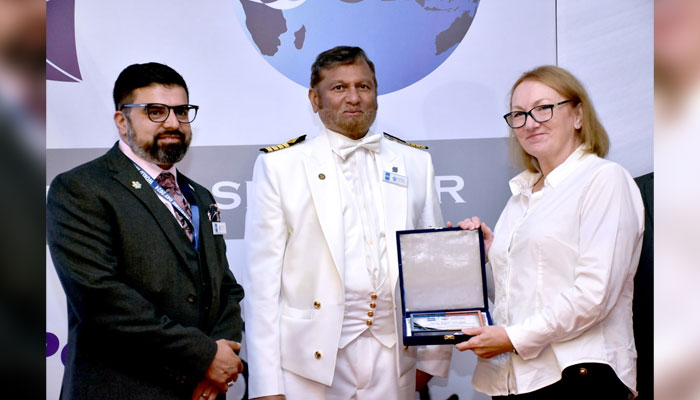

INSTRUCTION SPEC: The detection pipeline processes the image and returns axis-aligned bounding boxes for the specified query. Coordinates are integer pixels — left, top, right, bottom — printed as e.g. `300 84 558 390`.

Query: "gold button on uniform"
579 367 588 376
369 301 376 309
314 351 322 359
313 301 321 309
366 320 373 326
370 293 378 300
318 173 326 180
367 310 374 317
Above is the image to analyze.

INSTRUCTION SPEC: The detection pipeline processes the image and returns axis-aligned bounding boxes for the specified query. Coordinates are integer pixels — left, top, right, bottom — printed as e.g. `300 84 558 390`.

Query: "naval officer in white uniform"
243 46 451 400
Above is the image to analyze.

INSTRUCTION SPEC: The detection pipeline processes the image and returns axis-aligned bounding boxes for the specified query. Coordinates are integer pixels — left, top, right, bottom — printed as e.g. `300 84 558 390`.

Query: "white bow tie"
337 134 381 160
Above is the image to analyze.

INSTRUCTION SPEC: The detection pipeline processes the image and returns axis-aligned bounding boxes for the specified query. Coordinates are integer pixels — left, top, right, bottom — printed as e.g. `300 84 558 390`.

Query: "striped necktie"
156 172 194 242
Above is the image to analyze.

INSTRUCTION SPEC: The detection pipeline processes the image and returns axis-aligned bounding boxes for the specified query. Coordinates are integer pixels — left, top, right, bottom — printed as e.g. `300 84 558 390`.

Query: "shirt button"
579 367 588 376
186 294 197 303
313 301 321 309
369 301 376 309
366 320 373 326
367 310 374 317
314 351 322 359
370 293 378 300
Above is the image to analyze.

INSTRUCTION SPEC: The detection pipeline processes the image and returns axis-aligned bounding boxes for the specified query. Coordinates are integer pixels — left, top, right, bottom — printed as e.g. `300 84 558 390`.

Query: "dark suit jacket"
46 143 244 399
633 172 653 399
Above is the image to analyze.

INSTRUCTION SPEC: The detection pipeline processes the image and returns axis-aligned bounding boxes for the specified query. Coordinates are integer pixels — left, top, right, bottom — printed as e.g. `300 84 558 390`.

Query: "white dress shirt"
472 146 644 396
326 129 396 349
327 129 387 288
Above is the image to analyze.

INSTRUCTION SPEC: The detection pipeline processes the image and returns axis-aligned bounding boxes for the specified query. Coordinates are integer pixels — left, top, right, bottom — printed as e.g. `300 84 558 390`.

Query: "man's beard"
319 105 377 139
126 122 190 166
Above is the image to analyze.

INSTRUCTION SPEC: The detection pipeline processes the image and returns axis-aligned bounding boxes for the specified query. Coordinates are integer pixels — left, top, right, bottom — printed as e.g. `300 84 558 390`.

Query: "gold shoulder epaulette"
260 135 307 153
383 132 428 149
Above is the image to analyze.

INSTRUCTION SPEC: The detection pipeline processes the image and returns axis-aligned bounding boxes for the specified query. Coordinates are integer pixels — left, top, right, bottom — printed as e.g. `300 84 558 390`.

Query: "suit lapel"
105 145 197 280
376 142 407 290
179 174 213 281
180 174 219 287
303 133 345 281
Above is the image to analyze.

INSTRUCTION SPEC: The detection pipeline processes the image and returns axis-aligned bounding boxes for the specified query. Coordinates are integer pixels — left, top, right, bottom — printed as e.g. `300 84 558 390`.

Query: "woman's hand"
446 216 494 256
455 326 515 359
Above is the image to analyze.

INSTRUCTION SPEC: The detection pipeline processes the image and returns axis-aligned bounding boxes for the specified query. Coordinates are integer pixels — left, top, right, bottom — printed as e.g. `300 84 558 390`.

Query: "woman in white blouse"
454 66 644 399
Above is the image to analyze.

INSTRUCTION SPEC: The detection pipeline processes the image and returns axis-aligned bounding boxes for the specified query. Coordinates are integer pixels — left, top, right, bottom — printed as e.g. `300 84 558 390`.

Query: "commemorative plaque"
397 227 491 345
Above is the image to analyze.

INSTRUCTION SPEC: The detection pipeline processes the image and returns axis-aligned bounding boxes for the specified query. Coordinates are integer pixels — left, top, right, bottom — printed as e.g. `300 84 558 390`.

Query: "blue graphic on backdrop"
235 0 480 95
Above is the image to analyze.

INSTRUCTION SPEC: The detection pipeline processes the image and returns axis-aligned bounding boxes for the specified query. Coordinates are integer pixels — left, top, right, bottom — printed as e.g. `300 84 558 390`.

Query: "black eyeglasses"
120 103 199 123
503 100 573 128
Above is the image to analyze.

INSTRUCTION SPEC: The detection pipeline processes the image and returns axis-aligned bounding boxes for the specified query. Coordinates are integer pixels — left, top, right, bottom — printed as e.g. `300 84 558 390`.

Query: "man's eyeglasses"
120 103 199 123
503 100 573 129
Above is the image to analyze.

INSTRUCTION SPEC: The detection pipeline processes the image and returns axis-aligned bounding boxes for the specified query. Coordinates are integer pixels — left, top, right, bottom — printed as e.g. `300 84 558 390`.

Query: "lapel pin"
392 167 398 172
208 204 221 222
318 173 326 180
131 181 142 189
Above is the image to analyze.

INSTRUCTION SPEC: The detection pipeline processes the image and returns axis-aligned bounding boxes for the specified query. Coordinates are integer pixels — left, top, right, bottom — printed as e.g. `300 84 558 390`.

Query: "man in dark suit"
633 172 653 399
46 62 244 400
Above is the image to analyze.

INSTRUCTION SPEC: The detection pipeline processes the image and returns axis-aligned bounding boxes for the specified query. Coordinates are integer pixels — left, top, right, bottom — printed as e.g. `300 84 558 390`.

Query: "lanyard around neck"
132 162 201 250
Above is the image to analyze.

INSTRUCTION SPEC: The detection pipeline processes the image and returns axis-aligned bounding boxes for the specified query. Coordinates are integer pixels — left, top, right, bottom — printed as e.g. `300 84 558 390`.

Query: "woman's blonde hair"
508 65 609 172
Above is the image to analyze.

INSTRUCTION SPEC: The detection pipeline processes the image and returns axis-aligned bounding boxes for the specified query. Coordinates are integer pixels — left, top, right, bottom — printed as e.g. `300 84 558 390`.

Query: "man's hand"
455 326 514 359
205 339 244 392
192 379 220 400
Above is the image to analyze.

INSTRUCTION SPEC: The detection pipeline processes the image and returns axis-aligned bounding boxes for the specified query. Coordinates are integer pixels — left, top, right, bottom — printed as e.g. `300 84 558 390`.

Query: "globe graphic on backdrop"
234 0 480 95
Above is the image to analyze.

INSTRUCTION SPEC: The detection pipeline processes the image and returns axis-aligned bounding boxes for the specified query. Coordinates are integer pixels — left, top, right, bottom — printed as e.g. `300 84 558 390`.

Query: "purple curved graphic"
61 344 68 365
46 332 60 357
47 0 82 82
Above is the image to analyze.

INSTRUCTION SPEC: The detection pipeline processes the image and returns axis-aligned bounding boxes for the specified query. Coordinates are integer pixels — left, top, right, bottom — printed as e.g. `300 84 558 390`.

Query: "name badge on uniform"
212 222 227 235
383 171 407 187
208 204 227 235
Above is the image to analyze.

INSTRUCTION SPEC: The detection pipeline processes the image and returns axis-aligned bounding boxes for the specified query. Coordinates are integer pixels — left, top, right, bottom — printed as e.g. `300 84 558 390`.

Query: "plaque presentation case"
396 227 492 345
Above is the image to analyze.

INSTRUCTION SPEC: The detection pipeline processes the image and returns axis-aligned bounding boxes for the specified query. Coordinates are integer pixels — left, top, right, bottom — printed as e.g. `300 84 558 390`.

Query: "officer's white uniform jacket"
243 131 451 398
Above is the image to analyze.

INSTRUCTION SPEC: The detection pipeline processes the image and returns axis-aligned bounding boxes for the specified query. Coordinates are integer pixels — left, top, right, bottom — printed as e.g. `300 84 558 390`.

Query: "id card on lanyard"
132 162 201 250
